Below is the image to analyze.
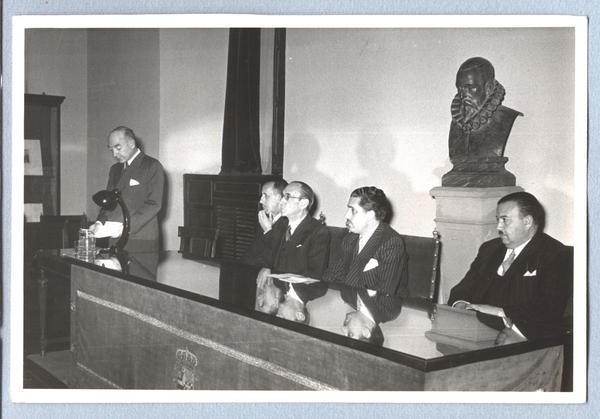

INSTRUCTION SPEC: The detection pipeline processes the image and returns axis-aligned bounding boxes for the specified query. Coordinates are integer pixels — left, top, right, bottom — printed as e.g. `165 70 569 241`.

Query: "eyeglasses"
283 193 304 201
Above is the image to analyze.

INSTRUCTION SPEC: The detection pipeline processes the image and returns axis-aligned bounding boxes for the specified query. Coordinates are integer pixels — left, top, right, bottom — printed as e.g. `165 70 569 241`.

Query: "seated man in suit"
448 191 572 340
256 181 331 323
243 179 288 266
323 186 409 340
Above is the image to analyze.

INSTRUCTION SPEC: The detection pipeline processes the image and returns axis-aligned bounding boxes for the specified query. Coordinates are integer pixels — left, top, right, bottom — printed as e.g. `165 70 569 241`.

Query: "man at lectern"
448 192 572 340
90 126 165 252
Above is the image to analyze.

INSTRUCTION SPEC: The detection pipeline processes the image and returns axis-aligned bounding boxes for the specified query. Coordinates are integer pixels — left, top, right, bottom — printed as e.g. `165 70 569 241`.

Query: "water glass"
77 228 96 262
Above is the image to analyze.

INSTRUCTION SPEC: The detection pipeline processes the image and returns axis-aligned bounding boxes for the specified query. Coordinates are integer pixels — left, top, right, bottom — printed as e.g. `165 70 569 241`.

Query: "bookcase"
24 93 65 261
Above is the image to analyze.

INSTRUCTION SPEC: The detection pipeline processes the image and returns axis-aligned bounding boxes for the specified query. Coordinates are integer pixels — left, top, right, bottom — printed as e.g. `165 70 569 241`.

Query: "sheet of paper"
94 221 123 238
266 273 320 284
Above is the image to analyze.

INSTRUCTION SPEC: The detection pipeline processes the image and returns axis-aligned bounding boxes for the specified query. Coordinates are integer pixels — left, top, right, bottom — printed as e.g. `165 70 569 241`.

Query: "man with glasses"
90 126 165 252
256 181 331 323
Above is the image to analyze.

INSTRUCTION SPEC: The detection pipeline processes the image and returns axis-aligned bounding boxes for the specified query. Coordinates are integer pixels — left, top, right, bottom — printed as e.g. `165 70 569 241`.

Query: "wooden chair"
327 226 348 266
326 226 441 302
402 231 442 302
178 226 218 259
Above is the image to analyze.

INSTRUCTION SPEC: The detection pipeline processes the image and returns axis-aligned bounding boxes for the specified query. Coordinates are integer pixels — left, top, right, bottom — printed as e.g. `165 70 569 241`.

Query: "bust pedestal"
429 185 523 303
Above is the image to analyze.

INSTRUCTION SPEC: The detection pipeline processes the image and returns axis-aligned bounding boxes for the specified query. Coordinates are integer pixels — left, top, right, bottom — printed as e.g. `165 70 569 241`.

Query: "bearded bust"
442 57 523 187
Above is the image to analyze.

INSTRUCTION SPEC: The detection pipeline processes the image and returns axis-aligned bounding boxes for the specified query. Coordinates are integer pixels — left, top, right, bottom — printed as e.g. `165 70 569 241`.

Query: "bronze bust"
442 57 523 187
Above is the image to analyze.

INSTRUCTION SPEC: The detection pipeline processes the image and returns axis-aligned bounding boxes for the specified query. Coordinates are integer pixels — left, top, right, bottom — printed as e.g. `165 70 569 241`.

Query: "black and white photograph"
4 10 591 418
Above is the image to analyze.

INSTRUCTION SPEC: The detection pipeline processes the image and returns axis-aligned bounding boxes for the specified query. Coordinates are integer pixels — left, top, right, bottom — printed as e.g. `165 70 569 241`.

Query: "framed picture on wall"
24 139 43 176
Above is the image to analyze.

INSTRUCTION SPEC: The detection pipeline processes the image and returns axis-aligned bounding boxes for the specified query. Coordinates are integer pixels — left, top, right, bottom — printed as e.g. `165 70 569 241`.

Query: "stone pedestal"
429 186 523 304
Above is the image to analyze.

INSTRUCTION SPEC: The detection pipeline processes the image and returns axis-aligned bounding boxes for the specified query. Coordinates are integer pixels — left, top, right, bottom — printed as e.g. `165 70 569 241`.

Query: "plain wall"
158 29 229 251
25 27 576 251
25 29 88 216
284 28 575 245
86 29 161 220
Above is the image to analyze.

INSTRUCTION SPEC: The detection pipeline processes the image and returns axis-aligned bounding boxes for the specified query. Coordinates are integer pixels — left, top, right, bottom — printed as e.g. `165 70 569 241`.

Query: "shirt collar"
288 214 307 235
126 148 141 167
358 221 380 252
506 236 532 259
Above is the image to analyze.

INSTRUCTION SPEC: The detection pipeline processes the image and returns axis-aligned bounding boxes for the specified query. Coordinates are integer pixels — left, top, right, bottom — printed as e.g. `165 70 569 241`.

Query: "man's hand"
258 210 273 233
88 221 102 234
466 303 502 316
453 301 468 310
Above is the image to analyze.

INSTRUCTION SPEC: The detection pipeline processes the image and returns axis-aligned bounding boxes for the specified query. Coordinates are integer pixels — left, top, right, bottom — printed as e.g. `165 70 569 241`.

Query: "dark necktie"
501 250 516 275
285 226 292 242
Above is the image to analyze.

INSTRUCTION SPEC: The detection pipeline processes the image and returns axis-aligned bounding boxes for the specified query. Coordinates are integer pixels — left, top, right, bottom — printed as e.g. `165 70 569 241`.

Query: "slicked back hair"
498 191 546 232
270 179 288 197
350 186 391 222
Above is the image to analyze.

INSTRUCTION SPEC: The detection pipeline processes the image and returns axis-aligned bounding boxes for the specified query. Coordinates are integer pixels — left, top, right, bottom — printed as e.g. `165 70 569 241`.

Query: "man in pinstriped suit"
324 186 408 342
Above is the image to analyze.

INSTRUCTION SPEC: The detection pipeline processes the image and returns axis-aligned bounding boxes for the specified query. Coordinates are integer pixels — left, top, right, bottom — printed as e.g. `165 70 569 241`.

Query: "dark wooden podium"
26 252 567 391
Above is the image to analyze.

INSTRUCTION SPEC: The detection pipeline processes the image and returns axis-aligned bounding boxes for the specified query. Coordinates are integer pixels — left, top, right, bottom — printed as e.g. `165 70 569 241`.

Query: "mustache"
460 96 477 109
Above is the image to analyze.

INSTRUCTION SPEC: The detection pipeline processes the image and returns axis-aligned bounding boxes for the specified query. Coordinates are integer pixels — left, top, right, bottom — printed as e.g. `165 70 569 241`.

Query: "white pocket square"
296 244 302 248
129 178 140 186
524 270 537 277
363 258 379 272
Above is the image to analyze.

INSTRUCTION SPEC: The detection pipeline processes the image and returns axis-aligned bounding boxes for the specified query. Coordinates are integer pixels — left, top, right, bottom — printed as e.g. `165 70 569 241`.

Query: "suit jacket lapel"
345 223 386 286
286 215 312 247
117 152 144 190
505 233 543 277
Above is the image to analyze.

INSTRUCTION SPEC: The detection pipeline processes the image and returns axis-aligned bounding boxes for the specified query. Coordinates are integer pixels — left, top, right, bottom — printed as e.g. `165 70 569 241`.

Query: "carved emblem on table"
173 348 198 390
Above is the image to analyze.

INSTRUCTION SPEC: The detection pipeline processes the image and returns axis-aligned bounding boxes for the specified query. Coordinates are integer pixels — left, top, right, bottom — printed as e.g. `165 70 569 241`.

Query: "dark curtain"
221 28 262 174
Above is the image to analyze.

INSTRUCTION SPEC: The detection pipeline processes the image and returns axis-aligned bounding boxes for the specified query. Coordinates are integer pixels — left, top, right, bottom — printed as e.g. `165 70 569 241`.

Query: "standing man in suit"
90 126 165 253
243 179 288 266
448 192 572 340
256 181 330 323
324 186 409 341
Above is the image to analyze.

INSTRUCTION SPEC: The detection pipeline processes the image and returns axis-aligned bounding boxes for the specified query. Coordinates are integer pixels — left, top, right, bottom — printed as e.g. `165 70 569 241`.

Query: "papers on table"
93 221 123 238
267 273 320 284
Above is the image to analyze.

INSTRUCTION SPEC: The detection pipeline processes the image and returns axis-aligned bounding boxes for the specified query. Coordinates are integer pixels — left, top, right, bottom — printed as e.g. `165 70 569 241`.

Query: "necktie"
285 226 292 242
501 250 516 275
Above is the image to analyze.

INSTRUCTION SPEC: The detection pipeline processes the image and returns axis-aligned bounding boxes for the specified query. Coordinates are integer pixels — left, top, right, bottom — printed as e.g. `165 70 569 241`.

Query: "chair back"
326 226 441 302
402 231 441 302
327 226 348 266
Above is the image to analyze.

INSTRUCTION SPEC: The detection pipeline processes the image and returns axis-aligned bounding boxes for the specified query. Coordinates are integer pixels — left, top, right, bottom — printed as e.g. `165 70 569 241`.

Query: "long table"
26 249 566 391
